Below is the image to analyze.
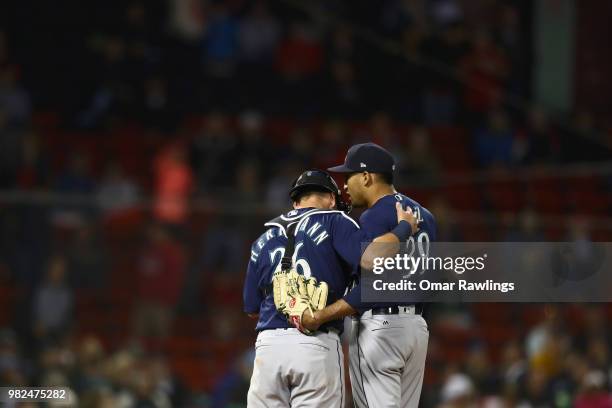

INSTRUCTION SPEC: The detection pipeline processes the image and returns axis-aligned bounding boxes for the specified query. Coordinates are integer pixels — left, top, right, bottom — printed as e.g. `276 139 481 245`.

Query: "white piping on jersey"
264 208 335 235
263 221 301 237
279 208 320 221
294 210 360 231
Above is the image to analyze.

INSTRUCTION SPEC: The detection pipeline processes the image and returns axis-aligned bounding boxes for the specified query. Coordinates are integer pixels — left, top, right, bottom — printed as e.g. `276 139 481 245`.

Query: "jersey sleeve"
330 213 368 270
243 248 263 314
415 208 437 242
360 204 397 239
342 282 368 312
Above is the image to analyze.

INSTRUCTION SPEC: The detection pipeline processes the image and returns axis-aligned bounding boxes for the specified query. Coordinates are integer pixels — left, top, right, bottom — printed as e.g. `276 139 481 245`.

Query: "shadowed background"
0 0 611 407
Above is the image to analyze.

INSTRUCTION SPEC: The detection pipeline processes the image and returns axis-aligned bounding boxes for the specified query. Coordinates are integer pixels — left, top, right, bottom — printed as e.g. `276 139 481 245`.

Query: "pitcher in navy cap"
327 142 396 174
300 142 437 408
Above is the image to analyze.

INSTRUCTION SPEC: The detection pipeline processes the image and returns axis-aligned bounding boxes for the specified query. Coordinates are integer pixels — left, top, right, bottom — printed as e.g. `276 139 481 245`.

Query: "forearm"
303 299 356 330
360 220 412 270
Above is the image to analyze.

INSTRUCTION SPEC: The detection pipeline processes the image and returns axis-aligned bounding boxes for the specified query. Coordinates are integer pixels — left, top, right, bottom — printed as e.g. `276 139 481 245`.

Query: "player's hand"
396 202 419 235
301 310 321 332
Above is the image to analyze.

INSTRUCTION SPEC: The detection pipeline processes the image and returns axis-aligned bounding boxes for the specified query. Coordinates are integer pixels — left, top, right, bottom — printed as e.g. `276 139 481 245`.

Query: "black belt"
371 305 423 315
259 327 340 335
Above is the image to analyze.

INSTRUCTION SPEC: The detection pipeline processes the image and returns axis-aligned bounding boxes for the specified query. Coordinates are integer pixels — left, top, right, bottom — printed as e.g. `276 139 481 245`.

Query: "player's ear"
363 172 373 187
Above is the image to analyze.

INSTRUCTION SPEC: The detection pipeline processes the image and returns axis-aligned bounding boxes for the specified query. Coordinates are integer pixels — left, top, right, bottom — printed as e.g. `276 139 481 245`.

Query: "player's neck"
366 184 396 208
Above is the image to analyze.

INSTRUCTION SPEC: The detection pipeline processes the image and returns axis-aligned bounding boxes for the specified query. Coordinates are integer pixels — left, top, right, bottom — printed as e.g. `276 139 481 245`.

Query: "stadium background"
0 0 611 406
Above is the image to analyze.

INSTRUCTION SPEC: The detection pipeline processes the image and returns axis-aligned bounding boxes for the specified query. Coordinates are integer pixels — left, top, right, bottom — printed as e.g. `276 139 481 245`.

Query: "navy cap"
327 142 396 174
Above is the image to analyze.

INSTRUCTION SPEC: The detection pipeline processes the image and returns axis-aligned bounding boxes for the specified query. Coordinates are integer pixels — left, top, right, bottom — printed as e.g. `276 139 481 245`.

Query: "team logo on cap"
360 163 367 168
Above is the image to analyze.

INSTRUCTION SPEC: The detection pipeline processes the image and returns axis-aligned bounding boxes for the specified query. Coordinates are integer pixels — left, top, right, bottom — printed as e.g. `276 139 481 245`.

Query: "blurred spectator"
576 305 611 351
473 109 519 168
313 119 348 169
203 2 239 77
79 36 133 127
496 4 528 96
525 306 569 378
465 345 499 395
148 355 190 407
55 152 96 194
460 30 509 119
189 112 237 192
323 60 364 116
284 126 314 166
66 223 109 290
236 110 272 169
52 152 96 227
0 65 30 124
210 348 255 407
130 360 172 408
561 111 612 162
153 143 193 225
140 76 176 131
439 372 476 407
238 1 280 64
105 349 138 404
168 0 206 41
15 130 49 189
132 224 186 340
430 0 463 28
501 340 527 386
32 256 74 343
402 126 441 185
275 22 323 112
96 161 140 217
504 208 544 242
0 328 24 386
265 160 301 211
520 107 560 164
79 388 118 408
0 109 22 188
574 371 612 408
233 160 262 206
327 24 356 63
275 23 323 80
70 335 107 394
422 22 468 124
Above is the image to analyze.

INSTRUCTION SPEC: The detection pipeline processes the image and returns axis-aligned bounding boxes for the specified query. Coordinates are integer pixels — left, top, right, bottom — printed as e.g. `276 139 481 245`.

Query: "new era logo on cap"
327 142 396 174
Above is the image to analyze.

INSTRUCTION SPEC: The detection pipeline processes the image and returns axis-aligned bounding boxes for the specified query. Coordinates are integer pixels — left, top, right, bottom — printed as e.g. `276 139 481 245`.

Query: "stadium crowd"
0 0 611 407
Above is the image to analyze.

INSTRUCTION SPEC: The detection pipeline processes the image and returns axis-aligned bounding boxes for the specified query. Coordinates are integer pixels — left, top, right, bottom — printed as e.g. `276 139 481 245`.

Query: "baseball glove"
272 269 328 334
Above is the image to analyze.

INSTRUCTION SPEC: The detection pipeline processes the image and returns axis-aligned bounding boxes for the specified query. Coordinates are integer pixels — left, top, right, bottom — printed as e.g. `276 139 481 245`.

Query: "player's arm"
302 204 418 330
243 249 263 319
361 203 418 270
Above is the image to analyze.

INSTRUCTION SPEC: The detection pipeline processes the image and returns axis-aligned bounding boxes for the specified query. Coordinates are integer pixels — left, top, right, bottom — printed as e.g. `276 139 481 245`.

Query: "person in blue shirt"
243 169 418 408
302 143 437 408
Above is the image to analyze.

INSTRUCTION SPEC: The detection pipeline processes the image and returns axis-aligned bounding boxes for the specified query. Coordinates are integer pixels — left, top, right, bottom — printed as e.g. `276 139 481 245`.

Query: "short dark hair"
374 172 394 185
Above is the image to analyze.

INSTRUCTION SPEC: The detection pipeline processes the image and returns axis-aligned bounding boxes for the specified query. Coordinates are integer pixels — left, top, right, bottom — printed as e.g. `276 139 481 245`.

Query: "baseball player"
302 143 437 408
243 169 418 407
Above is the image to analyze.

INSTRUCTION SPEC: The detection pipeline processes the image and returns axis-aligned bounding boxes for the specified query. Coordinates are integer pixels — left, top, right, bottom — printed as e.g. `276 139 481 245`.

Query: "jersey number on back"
269 243 312 279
